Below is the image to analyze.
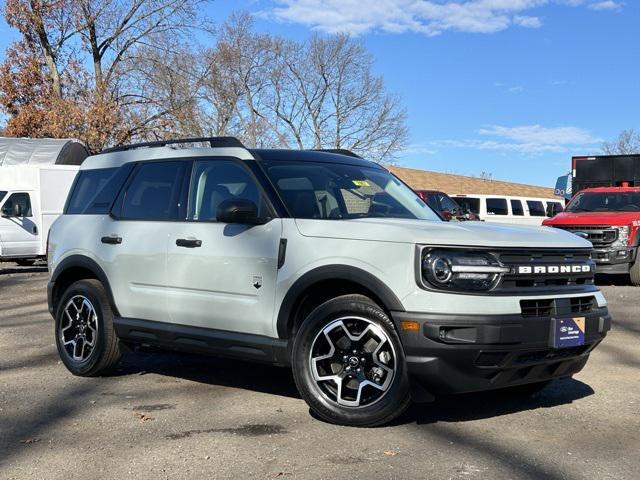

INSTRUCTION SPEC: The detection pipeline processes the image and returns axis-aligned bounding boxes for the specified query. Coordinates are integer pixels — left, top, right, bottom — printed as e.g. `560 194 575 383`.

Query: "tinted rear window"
527 200 546 216
510 199 524 216
486 198 508 215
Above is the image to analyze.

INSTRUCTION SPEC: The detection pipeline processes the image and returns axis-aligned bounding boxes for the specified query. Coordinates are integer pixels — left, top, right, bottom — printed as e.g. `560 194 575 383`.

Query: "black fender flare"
276 265 404 339
48 255 120 316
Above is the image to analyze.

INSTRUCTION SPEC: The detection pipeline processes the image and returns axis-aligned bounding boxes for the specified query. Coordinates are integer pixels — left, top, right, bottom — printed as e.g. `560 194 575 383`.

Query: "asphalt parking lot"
0 264 638 480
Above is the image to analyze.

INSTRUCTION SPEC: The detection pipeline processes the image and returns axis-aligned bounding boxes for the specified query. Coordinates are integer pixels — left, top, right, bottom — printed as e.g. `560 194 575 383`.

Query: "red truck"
544 154 640 285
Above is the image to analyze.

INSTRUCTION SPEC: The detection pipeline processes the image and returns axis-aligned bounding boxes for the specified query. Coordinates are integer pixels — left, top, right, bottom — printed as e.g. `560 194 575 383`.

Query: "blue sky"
1 0 638 187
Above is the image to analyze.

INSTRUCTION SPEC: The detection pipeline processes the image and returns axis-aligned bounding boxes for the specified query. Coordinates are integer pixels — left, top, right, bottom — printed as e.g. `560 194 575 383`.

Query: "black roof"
251 149 383 169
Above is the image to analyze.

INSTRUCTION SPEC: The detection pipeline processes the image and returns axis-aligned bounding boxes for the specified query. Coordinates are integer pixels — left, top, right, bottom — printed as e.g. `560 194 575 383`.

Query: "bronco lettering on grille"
517 265 592 275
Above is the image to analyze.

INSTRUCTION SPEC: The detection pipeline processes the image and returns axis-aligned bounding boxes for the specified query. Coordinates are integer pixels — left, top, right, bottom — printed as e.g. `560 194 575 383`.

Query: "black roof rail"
312 148 362 159
101 137 246 154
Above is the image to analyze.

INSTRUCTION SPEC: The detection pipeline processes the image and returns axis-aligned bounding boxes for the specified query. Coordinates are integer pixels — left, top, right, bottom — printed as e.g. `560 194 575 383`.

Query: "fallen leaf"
134 412 155 422
384 450 398 457
20 438 41 444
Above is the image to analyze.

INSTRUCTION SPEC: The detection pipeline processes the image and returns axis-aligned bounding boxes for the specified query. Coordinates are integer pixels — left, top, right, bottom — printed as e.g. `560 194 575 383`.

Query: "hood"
295 218 592 249
545 211 640 226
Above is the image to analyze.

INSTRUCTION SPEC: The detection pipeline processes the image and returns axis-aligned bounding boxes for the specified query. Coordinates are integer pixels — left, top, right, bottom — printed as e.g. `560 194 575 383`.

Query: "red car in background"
415 190 479 221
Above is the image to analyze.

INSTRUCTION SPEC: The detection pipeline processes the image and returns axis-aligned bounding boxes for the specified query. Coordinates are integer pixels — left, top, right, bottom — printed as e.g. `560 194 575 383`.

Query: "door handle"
176 238 202 248
101 235 122 245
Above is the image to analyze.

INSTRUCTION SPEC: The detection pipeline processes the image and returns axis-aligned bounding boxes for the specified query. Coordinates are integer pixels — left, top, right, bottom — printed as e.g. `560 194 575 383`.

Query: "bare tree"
602 129 640 155
265 33 408 162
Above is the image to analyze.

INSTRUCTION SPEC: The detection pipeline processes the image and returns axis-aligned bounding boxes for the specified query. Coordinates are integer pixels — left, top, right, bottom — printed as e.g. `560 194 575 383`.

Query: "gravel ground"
0 264 638 480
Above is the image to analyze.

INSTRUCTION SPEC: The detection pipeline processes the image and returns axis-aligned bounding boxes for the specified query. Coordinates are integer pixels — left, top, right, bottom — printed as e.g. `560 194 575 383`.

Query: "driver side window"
1 193 32 217
188 160 268 222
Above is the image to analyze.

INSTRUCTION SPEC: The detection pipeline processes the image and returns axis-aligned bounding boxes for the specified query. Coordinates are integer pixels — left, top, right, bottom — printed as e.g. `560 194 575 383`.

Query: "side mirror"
216 198 263 225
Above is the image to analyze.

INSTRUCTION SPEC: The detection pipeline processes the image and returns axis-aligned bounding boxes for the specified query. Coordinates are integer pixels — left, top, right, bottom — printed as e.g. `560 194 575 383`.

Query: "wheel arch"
276 265 404 339
49 255 120 317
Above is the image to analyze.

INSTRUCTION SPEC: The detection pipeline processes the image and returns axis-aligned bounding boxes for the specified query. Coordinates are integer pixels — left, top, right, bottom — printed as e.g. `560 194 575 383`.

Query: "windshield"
263 160 440 221
566 191 640 213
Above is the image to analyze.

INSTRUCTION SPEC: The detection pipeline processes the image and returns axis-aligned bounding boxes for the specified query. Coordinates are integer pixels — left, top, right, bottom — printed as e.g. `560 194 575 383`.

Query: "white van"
0 165 79 264
0 137 87 265
452 194 563 226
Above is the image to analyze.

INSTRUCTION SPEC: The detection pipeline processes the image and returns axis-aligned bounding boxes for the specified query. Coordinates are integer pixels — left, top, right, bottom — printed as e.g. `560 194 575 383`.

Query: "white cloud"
588 1 623 11
427 124 601 154
266 1 622 36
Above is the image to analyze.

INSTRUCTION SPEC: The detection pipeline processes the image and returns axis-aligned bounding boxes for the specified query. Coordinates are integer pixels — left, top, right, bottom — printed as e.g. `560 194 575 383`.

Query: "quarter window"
486 198 508 215
66 168 118 214
1 192 32 217
527 200 546 217
510 199 524 216
188 160 268 221
120 161 186 220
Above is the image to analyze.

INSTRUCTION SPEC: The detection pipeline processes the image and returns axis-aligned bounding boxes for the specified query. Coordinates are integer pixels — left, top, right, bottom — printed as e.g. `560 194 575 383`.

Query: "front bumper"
592 246 636 274
392 308 610 395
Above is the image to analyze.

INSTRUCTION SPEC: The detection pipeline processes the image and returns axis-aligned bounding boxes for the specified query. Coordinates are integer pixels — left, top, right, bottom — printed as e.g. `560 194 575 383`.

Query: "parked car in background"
546 154 640 285
453 194 563 226
0 138 87 266
414 190 479 221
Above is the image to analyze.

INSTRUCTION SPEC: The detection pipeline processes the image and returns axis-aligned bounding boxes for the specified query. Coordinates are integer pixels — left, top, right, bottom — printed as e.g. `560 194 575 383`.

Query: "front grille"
496 249 595 293
552 225 617 247
520 296 596 317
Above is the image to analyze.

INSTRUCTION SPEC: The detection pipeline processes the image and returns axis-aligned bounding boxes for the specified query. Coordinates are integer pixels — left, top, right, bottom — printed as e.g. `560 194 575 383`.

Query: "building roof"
388 166 557 199
0 137 88 166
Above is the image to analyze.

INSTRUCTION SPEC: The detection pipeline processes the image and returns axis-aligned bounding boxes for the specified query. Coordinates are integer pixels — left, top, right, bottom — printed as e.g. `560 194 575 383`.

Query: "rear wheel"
292 294 411 427
630 257 640 286
55 279 122 376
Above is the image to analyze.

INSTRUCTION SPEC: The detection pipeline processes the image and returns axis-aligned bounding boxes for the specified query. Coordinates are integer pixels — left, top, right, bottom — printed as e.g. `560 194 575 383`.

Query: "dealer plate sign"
553 317 586 349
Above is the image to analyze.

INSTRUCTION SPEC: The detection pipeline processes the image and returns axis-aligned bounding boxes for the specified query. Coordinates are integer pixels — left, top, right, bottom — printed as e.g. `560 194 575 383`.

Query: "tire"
630 258 640 286
55 279 122 376
291 294 411 427
15 259 36 266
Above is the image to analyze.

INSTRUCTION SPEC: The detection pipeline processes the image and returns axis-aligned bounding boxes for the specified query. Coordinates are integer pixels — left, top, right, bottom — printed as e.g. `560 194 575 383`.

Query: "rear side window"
119 161 187 221
66 168 118 214
510 199 524 216
486 198 508 215
546 202 563 217
527 200 546 216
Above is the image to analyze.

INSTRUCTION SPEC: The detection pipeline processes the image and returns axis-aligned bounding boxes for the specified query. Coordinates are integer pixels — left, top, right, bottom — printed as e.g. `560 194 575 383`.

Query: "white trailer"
0 138 87 265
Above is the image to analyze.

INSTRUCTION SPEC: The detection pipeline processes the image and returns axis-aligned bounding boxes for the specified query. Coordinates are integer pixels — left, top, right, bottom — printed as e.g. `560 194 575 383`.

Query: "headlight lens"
612 226 630 247
422 249 509 292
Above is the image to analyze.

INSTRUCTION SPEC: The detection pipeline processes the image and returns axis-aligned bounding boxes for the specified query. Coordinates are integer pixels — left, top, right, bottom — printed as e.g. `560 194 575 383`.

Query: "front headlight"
421 249 510 292
612 226 630 247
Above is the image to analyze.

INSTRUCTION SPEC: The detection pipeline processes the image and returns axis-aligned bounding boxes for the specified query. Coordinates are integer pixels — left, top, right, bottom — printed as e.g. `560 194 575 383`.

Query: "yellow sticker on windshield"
352 180 370 187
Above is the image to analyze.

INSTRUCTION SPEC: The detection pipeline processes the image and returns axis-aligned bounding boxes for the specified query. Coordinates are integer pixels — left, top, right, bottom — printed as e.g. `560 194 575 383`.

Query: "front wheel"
55 279 122 376
630 257 640 286
292 295 411 427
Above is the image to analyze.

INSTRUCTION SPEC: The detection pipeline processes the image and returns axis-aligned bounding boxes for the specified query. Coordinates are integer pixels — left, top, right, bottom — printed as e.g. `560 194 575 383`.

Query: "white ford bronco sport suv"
47 137 611 427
